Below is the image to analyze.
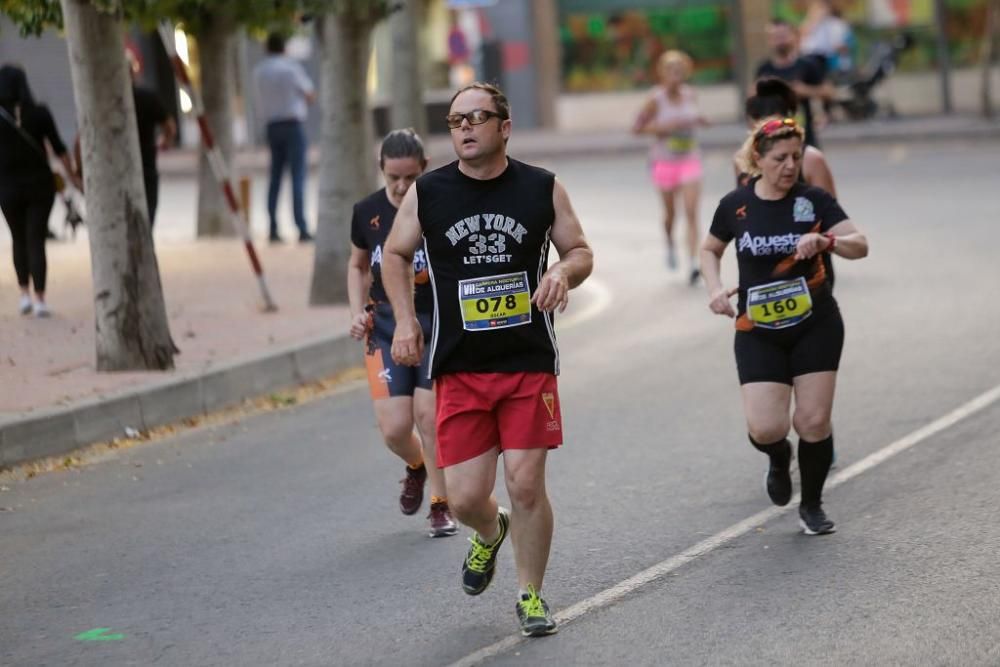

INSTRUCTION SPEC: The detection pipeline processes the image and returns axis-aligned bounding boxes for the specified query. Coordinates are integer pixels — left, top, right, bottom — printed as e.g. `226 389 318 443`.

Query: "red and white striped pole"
157 23 278 312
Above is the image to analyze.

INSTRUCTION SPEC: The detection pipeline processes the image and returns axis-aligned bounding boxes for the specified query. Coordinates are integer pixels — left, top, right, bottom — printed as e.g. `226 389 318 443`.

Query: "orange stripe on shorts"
364 346 391 400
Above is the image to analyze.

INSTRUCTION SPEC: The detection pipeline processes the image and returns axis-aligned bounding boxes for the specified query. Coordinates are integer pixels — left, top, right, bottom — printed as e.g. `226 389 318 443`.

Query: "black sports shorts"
734 300 844 386
364 302 433 399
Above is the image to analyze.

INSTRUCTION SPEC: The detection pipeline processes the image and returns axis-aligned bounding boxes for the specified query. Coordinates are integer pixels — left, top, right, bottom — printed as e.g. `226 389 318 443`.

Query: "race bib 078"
458 271 533 331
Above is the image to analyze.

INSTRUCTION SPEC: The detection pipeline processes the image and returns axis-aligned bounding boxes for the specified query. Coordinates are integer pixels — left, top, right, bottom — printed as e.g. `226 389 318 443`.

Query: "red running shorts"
435 371 563 468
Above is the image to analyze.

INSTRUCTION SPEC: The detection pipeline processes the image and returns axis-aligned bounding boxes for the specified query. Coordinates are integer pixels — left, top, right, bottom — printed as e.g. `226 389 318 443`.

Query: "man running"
382 82 593 637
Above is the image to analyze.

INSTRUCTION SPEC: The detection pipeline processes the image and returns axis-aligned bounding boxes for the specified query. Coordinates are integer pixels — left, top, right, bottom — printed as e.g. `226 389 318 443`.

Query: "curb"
0 334 362 470
157 118 1000 176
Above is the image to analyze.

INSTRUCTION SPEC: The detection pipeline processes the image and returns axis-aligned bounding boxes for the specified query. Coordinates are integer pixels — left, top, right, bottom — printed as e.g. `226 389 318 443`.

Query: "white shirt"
802 17 850 57
252 55 314 124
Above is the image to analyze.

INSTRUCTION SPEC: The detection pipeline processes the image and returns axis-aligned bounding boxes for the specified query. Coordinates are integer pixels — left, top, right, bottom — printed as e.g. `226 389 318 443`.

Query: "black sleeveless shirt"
416 158 558 378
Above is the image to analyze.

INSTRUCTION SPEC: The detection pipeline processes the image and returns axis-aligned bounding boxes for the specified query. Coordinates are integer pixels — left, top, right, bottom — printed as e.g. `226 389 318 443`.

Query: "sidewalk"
0 239 355 468
158 113 1000 175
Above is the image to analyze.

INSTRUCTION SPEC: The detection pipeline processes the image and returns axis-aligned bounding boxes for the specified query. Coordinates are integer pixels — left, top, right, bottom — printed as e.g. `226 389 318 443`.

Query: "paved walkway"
0 239 349 417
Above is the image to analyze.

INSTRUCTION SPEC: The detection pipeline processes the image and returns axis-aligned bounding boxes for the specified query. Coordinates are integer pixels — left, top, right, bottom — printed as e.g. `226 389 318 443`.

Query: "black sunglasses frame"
445 108 506 129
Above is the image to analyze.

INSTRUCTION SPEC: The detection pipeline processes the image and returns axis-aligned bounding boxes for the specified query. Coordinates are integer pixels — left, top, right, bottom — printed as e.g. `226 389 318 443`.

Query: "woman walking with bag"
0 65 79 317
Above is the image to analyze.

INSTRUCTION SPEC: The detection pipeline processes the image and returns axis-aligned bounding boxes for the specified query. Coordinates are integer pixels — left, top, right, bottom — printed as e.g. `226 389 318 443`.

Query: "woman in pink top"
633 50 708 285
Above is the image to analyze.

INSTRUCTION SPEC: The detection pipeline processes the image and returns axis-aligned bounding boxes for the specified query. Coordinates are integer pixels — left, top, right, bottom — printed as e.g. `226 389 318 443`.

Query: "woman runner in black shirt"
701 117 868 535
346 129 457 538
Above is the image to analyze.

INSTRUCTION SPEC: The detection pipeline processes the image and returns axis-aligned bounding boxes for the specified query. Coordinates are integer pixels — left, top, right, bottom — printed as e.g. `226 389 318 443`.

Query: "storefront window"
559 2 733 92
774 0 991 72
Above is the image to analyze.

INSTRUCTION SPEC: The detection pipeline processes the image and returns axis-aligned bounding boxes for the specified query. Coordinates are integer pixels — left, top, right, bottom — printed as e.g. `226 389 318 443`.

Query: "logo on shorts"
793 197 815 223
541 392 555 419
541 392 559 431
378 368 392 384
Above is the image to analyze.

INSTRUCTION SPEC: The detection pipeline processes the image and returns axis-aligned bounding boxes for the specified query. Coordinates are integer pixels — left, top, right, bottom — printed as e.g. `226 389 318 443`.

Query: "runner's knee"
792 409 831 441
447 487 493 522
378 412 415 447
504 464 547 511
747 418 790 446
413 402 436 440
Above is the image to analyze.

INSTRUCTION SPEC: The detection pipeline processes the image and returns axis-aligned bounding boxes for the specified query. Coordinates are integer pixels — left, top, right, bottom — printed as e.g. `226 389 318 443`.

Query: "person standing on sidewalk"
701 117 868 535
76 50 178 227
347 128 457 538
253 33 315 243
632 50 708 284
383 82 594 637
0 64 80 318
128 50 175 227
756 19 832 148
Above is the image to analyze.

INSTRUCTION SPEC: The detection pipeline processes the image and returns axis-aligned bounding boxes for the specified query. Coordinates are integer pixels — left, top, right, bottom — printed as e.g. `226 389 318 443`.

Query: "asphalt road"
2 140 999 666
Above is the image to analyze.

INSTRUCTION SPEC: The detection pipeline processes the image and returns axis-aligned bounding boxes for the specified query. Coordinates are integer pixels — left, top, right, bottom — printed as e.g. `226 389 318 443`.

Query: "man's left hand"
532 269 570 313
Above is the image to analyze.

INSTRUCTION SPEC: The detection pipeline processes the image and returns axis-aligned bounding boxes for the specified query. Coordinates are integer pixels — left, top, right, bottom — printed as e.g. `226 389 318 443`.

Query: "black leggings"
1 187 55 293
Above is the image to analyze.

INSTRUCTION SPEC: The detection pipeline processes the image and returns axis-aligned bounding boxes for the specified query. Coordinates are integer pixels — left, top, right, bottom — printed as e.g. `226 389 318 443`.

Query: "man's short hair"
450 81 511 120
266 33 286 54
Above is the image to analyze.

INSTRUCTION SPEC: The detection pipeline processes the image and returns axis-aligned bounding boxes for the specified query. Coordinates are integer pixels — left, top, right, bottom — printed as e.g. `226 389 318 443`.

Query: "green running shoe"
516 584 558 637
461 506 510 595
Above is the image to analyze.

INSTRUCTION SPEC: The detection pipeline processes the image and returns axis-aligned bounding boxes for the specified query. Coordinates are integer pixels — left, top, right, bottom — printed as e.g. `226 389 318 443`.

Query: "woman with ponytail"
346 128 457 538
737 77 836 196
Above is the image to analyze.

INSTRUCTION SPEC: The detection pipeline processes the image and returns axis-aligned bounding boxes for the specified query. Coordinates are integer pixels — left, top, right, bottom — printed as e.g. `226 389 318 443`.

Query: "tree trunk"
981 0 999 117
389 0 427 136
60 0 176 371
194 16 237 237
309 12 377 305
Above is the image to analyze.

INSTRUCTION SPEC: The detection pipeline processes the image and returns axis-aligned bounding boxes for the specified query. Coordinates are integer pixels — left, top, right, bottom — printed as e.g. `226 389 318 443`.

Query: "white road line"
556 277 612 332
446 382 1000 667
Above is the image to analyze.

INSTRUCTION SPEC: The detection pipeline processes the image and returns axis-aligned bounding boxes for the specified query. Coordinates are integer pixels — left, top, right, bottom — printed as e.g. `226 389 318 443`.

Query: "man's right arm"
294 63 317 105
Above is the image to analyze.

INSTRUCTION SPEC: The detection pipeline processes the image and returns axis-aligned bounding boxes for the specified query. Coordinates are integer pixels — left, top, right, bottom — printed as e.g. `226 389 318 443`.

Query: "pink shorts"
651 157 703 190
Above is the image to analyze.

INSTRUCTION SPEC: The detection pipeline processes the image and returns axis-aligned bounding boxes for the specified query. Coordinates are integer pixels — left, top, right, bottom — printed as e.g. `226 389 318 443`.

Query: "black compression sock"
798 435 834 508
748 434 791 467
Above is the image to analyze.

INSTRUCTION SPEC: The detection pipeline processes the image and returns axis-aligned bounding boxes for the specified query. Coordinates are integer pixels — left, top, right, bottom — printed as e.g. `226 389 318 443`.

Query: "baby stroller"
833 32 915 121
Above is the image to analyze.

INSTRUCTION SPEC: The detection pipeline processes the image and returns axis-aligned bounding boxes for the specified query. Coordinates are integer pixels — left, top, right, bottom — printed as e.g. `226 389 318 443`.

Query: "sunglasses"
755 117 798 141
445 108 506 129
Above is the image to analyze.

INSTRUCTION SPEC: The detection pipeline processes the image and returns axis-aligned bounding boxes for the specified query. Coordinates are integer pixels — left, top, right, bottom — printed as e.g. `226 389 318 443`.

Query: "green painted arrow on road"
75 628 125 641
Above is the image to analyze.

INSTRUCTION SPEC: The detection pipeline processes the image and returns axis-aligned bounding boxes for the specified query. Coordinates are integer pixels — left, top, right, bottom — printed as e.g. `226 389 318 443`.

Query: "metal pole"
934 0 954 113
730 0 748 116
157 23 278 312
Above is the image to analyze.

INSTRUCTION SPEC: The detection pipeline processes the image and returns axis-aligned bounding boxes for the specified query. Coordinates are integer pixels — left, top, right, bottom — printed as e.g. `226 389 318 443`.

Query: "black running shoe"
765 441 793 506
461 507 510 595
516 585 558 637
799 505 836 535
